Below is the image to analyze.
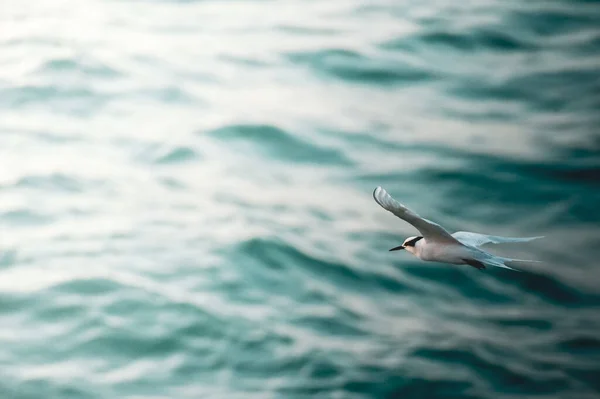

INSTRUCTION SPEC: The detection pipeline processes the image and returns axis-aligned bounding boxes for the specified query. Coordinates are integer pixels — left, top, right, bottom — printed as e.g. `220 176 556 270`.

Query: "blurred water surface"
1 0 600 398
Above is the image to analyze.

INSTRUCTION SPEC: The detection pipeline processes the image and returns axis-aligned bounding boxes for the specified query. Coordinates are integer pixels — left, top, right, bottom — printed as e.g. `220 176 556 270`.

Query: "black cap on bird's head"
389 236 423 251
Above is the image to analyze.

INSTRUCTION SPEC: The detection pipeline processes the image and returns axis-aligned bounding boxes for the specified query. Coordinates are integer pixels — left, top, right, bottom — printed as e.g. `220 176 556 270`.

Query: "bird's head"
389 236 423 254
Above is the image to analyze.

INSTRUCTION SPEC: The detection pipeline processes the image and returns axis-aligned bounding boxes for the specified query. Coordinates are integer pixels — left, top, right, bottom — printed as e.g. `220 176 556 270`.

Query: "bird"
372 186 542 271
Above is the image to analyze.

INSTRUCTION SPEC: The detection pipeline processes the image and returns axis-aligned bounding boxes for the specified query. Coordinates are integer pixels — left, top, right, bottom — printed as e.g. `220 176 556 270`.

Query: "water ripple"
286 49 436 85
206 124 353 166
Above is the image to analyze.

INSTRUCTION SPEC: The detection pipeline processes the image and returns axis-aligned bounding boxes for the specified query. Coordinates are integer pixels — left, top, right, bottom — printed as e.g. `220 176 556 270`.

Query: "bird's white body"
411 238 470 264
373 187 542 271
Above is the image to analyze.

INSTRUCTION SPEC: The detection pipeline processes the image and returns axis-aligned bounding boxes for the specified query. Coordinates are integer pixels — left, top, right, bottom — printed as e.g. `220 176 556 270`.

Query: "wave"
286 48 436 86
381 29 536 53
206 124 353 166
35 57 122 79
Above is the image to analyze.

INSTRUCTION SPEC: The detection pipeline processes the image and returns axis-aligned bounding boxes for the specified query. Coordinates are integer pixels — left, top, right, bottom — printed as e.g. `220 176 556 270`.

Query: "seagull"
373 186 542 271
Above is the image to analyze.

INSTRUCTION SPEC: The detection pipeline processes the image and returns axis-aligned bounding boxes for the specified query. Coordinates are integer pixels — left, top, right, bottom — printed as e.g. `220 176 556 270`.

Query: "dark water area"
1 0 599 398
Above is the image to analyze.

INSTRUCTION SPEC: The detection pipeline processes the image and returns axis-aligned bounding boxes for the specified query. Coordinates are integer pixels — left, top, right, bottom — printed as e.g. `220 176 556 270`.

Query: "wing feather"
373 187 458 243
452 231 543 248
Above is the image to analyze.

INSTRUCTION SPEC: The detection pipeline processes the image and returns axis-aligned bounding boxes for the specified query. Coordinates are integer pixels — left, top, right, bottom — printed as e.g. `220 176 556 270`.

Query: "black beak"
389 245 405 251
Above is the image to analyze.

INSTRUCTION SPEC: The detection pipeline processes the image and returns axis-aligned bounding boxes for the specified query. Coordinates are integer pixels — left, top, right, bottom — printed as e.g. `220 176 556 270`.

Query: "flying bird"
373 186 542 271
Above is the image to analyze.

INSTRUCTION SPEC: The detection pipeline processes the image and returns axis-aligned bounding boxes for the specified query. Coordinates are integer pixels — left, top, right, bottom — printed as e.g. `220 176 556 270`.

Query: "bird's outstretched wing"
373 186 458 243
452 231 543 248
476 254 541 272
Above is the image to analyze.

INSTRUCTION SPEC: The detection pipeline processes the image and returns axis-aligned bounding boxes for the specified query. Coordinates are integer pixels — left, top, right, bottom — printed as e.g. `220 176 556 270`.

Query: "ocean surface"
1 1 600 398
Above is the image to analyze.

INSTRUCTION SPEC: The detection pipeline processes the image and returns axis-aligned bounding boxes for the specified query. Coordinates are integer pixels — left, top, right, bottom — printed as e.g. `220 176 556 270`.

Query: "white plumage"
373 186 542 271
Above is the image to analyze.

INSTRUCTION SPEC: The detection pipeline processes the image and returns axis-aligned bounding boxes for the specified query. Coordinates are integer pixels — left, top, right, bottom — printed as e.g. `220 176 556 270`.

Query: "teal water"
1 1 600 398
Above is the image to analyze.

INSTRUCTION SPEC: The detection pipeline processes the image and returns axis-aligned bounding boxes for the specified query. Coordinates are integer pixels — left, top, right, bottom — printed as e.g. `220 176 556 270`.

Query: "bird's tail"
484 256 541 272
